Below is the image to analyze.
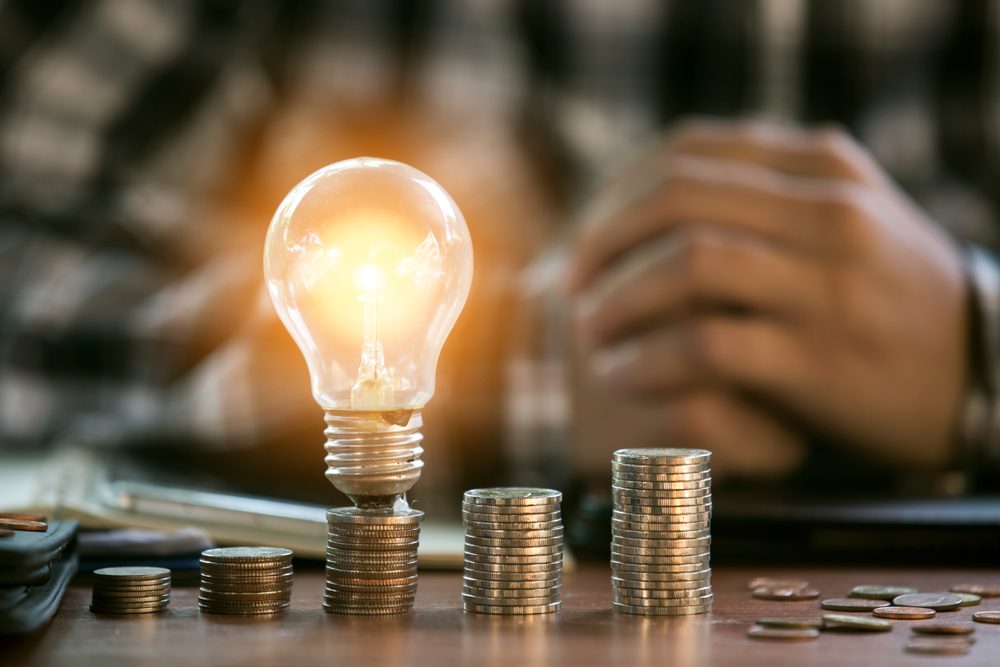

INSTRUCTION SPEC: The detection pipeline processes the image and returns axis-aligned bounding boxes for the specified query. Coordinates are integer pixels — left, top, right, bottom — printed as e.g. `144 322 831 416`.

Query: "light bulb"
264 157 473 508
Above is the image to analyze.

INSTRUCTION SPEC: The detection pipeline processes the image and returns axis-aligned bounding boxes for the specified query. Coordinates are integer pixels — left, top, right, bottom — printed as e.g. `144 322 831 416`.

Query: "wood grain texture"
3 564 1000 666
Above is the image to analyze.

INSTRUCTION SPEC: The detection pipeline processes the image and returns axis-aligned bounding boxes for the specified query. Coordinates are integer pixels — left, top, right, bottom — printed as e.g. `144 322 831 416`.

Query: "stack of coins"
462 488 563 615
198 547 294 615
611 448 712 616
324 507 423 615
90 566 171 614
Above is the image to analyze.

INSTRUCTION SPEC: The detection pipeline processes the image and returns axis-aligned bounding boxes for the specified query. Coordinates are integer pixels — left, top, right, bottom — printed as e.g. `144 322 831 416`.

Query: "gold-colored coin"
747 627 819 640
872 606 935 619
755 619 823 630
822 614 892 631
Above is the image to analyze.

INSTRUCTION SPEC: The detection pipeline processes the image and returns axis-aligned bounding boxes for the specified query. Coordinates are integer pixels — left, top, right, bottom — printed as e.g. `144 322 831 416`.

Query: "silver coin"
464 527 564 540
90 604 168 614
463 520 563 533
328 575 418 586
327 507 424 523
613 471 712 483
92 594 170 606
465 543 563 557
613 602 711 616
462 592 560 606
614 593 714 607
464 536 564 549
613 536 711 549
326 547 419 559
613 586 712 600
200 603 289 615
613 509 711 523
463 488 562 506
613 505 712 517
613 494 712 508
462 581 561 595
613 568 712 581
93 567 171 582
611 555 712 567
613 448 711 465
464 554 563 566
612 462 711 475
464 560 563 573
463 576 560 589
326 567 418 580
612 486 712 499
92 586 171 598
613 529 712 541
203 583 293 595
200 573 294 587
612 576 711 589
613 523 711 536
201 547 293 562
463 511 561 524
461 502 560 515
199 560 294 572
611 546 711 559
613 479 712 491
323 605 413 616
327 533 421 543
462 569 563 582
463 601 561 615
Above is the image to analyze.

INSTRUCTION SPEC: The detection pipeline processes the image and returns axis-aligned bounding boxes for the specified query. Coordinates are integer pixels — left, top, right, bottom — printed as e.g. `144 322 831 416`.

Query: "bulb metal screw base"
323 409 424 509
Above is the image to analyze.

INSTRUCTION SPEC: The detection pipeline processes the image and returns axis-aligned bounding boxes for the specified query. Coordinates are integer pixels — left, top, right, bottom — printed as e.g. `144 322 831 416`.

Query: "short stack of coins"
90 566 171 614
462 488 563 615
611 448 712 616
324 507 423 615
198 547 294 615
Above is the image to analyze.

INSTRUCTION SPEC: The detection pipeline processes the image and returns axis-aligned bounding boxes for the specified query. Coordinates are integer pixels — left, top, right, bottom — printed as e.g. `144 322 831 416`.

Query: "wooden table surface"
4 564 1000 667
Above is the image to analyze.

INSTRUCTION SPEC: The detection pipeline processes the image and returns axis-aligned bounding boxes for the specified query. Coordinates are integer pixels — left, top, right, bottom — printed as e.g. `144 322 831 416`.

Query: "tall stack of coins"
198 547 294 615
90 567 171 614
611 448 712 616
462 488 563 615
324 508 423 615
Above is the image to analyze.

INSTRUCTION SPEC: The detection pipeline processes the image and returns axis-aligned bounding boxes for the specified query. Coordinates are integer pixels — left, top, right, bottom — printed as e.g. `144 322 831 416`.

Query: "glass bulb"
263 157 473 507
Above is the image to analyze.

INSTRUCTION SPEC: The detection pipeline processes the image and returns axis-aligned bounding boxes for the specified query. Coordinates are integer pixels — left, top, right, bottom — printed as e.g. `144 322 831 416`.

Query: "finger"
577 225 825 345
658 391 807 479
591 318 812 401
668 118 886 185
570 155 859 290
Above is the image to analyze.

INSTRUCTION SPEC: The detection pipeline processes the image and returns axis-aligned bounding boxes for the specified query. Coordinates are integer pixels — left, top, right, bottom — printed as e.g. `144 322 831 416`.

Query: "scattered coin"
0 518 47 532
905 639 972 656
747 578 809 590
756 619 824 630
972 611 1000 624
821 598 885 612
747 626 820 640
849 585 918 601
753 587 821 601
954 592 981 607
912 622 975 635
951 583 1000 598
892 593 962 612
873 606 935 620
822 614 893 631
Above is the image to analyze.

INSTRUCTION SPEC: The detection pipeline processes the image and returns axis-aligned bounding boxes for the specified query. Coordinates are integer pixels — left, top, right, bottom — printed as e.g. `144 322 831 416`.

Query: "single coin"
325 568 417 579
93 594 170 605
464 576 559 589
460 502 560 515
198 589 291 602
613 448 712 465
462 568 562 582
612 462 711 475
463 488 562 506
465 553 563 565
613 528 711 541
905 639 972 655
752 587 820 601
756 619 824 630
820 598 885 612
747 577 809 590
613 593 713 607
611 554 710 566
612 487 712 500
204 583 293 594
327 507 424 524
912 622 975 635
94 583 172 594
615 504 711 517
199 560 293 571
612 577 710 590
93 589 171 601
464 561 562 574
613 521 711 535
464 520 563 532
892 593 962 611
324 606 412 616
611 545 710 558
462 592 560 606
613 510 711 523
612 562 711 574
463 601 561 615
747 627 820 640
613 536 711 549
464 544 562 557
955 592 982 606
90 605 167 614
200 573 293 585
327 532 421 543
464 526 563 539
201 547 293 563
972 611 1000 624
465 536 563 549
849 585 918 601
94 567 171 582
463 584 560 597
873 606 935 620
822 614 892 631
613 494 712 507
613 602 712 616
614 586 712 600
612 479 712 491
329 576 418 587
0 518 47 532
463 511 561 524
951 583 1000 597
200 603 289 615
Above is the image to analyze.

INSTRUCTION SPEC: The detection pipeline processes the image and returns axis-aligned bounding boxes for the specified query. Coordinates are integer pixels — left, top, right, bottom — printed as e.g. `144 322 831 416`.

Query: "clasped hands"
570 119 968 479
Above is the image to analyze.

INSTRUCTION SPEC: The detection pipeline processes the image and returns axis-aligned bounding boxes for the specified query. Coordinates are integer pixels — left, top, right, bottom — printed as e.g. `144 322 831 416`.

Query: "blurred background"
1 0 998 535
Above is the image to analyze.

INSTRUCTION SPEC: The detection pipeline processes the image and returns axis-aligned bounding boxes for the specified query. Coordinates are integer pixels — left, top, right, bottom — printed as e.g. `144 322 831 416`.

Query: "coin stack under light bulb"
198 547 294 615
611 448 712 616
461 488 563 615
323 507 423 615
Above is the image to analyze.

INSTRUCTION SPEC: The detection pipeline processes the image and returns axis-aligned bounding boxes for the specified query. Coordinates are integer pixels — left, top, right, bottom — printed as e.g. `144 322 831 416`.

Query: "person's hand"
569 119 968 475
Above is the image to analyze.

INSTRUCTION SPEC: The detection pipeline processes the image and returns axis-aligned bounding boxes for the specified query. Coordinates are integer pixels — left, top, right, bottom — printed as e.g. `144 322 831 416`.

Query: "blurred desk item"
3 564 999 666
0 522 78 635
0 448 465 566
